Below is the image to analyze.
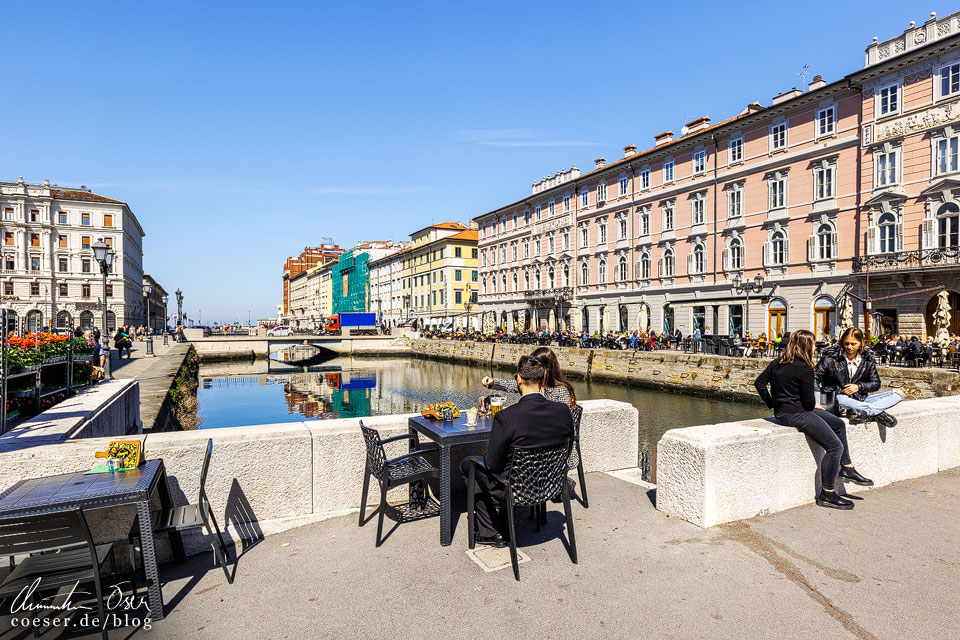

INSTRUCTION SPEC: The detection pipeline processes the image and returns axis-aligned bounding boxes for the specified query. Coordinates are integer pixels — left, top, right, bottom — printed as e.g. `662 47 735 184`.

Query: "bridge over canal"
188 334 411 361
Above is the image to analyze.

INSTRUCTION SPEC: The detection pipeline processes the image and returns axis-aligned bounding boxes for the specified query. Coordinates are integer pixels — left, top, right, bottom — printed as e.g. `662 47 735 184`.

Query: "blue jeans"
837 390 902 416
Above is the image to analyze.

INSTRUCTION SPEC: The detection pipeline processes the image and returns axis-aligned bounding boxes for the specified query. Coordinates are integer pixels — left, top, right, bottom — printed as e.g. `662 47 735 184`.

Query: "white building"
368 248 407 327
0 178 144 334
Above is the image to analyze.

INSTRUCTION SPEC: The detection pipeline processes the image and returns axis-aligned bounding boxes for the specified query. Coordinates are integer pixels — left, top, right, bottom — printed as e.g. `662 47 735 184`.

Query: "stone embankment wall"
410 339 960 401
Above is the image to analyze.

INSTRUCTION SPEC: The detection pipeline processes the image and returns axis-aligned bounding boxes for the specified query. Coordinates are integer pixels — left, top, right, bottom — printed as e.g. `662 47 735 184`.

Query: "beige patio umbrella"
933 289 952 346
639 305 649 332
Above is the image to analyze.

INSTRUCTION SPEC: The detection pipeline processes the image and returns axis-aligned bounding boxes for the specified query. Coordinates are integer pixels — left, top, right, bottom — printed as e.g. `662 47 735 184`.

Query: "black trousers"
776 409 852 490
460 456 506 538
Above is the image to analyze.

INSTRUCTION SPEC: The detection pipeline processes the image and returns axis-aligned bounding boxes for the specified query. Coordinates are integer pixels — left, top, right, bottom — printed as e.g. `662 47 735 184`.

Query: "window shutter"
658 258 664 278
721 247 730 271
783 237 790 263
922 218 935 249
808 235 816 261
895 223 904 252
831 233 838 260
763 241 771 266
867 226 878 254
687 252 694 274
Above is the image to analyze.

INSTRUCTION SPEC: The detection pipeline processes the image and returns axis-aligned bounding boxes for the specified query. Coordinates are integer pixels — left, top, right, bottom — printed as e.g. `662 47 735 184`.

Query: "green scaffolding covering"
331 250 370 313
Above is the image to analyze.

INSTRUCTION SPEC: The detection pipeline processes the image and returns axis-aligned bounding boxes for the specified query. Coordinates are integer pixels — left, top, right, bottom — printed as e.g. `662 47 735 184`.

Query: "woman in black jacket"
755 329 869 510
815 326 901 428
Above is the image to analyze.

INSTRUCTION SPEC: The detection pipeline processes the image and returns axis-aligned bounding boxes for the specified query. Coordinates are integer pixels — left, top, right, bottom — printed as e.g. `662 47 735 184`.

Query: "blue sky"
1 0 938 323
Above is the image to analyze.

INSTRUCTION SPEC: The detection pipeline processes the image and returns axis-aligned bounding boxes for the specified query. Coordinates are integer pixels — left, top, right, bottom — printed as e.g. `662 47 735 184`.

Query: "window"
58 235 67 248
937 203 959 248
4 233 12 246
663 202 674 231
548 235 555 253
455 269 462 281
512 212 517 228
640 253 651 279
30 282 39 296
815 165 834 199
455 247 462 258
30 234 39 247
534 238 541 256
524 270 530 290
640 169 650 189
30 210 39 222
878 213 898 253
693 150 706 174
4 282 12 295
692 194 705 226
534 268 541 289
598 219 607 244
481 250 487 267
771 122 787 150
3 208 12 220
617 256 628 281
597 182 607 203
817 224 835 260
581 189 589 208
30 257 40 271
56 283 67 297
4 258 12 270
639 208 650 235
522 241 529 259
562 230 570 250
471 290 478 303
500 245 506 262
511 244 517 261
548 201 555 216
471 248 477 259
618 215 627 240
728 184 743 218
692 244 705 274
432 291 437 306
82 259 91 273
941 62 960 99
548 266 555 288
769 176 786 209
82 236 91 249
766 230 788 265
563 195 570 212
662 249 675 277
535 205 541 221
580 261 589 285
523 211 529 225
876 150 897 186
58 212 67 224
619 176 629 196
663 160 675 182
878 84 899 115
728 238 743 270
81 213 90 226
455 290 462 304
581 226 589 247
104 214 113 227
817 107 835 137
598 259 607 283
729 137 743 163
937 135 960 175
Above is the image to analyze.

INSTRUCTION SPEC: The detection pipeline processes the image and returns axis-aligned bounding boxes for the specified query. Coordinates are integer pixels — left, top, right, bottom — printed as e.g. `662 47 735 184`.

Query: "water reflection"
198 354 765 480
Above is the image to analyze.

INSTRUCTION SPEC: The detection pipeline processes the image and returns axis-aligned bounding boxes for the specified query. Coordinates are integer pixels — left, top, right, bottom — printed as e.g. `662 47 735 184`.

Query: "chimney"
595 157 606 169
654 130 674 145
739 101 764 116
772 88 802 105
684 116 712 135
808 74 826 91
623 144 637 157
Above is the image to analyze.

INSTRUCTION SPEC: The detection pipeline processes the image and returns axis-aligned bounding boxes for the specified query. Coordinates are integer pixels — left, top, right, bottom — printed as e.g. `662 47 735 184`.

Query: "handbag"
818 389 839 415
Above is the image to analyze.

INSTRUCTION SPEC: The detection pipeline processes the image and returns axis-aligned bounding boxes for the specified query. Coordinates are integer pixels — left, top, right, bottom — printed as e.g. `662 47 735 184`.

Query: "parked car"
267 326 294 337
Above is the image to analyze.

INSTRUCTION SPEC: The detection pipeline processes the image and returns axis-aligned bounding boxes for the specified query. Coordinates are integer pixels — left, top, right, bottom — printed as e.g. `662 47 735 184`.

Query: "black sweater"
754 357 817 414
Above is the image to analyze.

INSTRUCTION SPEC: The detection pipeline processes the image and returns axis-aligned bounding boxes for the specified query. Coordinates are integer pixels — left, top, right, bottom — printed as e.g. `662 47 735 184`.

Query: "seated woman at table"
481 346 577 407
815 326 901 428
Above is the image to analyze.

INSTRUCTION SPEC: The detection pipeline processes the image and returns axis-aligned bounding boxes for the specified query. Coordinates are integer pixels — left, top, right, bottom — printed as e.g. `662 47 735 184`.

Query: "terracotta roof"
50 189 124 205
446 229 478 242
432 222 467 230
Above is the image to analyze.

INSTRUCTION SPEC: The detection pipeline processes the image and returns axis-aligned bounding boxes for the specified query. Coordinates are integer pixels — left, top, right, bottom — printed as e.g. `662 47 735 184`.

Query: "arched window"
548 266 555 289
56 311 72 331
692 244 705 273
619 305 628 332
26 310 42 334
617 256 628 281
523 270 530 291
817 224 835 260
663 304 674 334
768 298 787 337
580 261 589 285
512 272 518 292
663 249 675 277
814 296 837 340
581 308 589 332
563 263 570 287
535 267 541 289
598 259 607 283
640 252 651 280
878 213 896 253
937 202 959 248
729 237 743 270
771 231 786 265
492 276 497 294
501 273 507 292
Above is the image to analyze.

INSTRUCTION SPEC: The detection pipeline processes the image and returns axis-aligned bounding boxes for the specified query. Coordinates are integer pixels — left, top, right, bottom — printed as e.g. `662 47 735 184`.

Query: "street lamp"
732 273 765 338
175 288 183 328
143 282 154 356
553 288 565 332
162 294 169 345
91 240 114 378
464 283 473 335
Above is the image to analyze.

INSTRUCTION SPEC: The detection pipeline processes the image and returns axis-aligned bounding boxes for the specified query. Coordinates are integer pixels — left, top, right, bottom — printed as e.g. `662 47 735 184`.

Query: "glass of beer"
490 394 505 416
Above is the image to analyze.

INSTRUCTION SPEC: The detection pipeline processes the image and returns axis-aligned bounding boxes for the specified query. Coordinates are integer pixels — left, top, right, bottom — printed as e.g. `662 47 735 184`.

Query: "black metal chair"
0 509 116 640
129 438 232 592
359 421 439 547
567 404 588 507
467 440 577 581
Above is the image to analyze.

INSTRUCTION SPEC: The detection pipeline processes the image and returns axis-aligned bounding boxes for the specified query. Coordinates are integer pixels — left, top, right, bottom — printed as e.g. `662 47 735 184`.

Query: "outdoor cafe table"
407 413 494 546
0 458 184 620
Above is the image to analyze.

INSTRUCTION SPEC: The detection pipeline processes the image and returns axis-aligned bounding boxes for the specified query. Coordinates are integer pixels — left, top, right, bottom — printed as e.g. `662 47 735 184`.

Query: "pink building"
474 11 960 341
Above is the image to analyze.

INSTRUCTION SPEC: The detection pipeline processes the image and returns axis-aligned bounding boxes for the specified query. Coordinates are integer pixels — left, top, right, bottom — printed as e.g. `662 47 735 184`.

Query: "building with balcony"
400 222 479 330
474 11 960 341
0 178 144 334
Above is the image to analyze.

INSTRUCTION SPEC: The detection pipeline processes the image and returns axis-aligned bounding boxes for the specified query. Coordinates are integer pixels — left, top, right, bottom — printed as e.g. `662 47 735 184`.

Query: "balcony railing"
523 287 573 305
852 246 960 273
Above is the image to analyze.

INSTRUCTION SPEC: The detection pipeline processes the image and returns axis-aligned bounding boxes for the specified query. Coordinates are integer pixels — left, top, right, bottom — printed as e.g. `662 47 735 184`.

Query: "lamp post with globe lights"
731 273 766 339
91 240 114 378
162 294 169 345
143 282 154 356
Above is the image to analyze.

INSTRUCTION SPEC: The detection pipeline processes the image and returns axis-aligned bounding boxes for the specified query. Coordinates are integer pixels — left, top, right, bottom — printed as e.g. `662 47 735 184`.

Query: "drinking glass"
490 394 505 416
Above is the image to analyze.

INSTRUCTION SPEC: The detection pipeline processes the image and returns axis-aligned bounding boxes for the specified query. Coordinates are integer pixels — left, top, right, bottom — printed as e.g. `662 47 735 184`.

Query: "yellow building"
401 222 478 329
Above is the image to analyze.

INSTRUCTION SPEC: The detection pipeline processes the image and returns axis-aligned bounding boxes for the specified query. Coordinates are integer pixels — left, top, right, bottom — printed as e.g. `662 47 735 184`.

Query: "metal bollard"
163 332 169 346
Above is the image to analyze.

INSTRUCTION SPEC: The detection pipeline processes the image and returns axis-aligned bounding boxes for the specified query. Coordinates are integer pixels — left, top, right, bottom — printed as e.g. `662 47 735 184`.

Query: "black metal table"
0 458 183 620
407 414 493 546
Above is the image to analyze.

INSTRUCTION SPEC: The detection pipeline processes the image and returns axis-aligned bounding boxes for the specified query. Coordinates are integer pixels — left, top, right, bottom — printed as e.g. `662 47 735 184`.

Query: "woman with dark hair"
482 346 577 407
755 329 869 510
815 326 901 428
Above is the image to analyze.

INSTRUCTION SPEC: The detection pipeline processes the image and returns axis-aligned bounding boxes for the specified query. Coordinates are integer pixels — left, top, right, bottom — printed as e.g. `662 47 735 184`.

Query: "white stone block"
578 399 639 473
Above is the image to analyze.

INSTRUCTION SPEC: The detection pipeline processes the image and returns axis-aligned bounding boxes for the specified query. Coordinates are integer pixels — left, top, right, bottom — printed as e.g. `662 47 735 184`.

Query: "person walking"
754 329 871 510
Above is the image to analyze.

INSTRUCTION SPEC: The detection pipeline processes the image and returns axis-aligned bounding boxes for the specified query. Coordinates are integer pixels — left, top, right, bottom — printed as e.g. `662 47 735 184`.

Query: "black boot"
874 412 897 428
839 466 874 486
815 490 854 510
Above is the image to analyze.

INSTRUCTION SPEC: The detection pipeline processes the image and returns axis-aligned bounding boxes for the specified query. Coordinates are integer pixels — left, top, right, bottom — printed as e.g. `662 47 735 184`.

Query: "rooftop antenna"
798 64 811 91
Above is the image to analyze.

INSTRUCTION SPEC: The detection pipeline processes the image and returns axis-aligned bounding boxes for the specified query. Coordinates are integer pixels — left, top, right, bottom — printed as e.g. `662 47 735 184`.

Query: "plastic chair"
0 509 116 640
567 404 588 507
467 440 577 581
129 439 232 591
359 421 439 547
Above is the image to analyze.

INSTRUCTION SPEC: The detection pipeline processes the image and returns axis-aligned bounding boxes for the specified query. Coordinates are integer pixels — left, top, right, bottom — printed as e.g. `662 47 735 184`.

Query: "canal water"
197 349 765 481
